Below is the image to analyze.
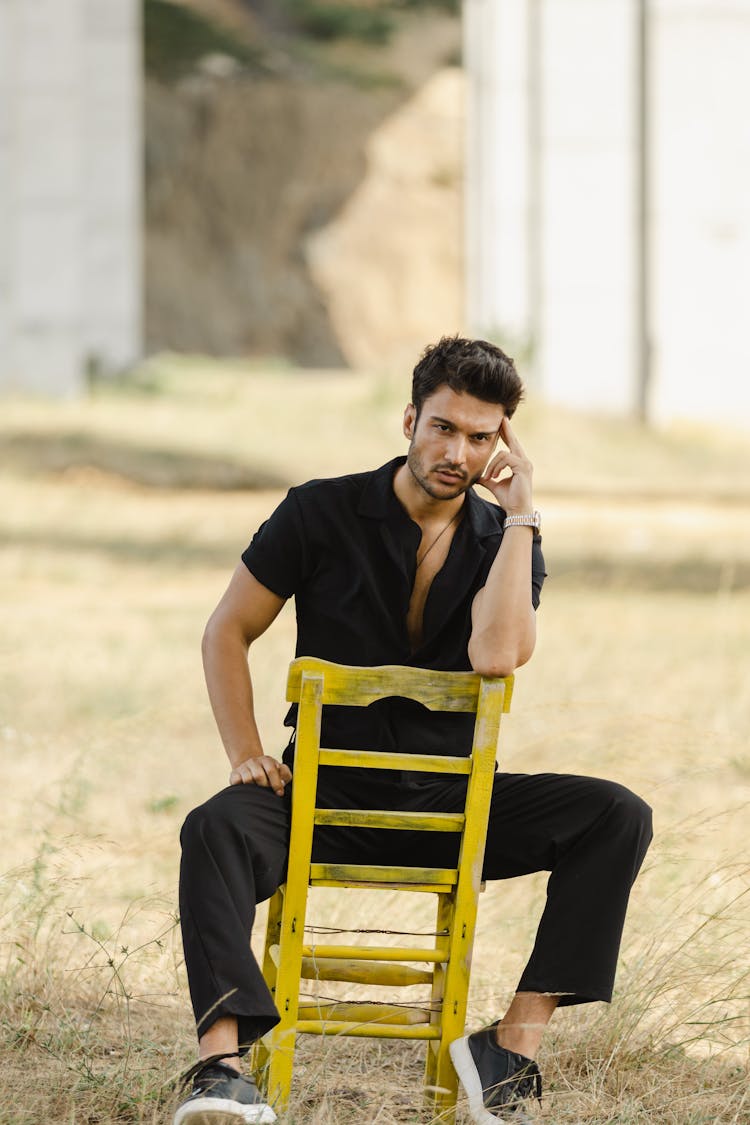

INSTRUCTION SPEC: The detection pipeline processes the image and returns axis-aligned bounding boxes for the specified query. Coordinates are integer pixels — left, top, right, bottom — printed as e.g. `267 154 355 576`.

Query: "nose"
445 435 467 466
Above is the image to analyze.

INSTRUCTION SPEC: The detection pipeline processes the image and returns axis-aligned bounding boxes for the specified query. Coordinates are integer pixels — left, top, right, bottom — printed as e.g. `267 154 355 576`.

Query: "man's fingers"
481 450 515 481
500 416 526 457
260 758 288 796
230 759 262 786
229 755 291 795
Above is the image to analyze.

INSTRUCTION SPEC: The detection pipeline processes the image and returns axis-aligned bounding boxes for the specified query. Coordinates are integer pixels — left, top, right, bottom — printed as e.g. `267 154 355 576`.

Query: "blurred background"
2 0 750 424
0 3 748 1123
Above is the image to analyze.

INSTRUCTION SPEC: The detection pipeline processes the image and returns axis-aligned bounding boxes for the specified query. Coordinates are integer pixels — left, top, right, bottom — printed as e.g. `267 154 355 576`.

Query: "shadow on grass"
0 431 288 491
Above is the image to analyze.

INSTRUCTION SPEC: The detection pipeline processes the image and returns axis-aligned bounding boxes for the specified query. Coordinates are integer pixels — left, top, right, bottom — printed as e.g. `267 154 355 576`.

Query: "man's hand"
477 416 534 514
229 755 292 796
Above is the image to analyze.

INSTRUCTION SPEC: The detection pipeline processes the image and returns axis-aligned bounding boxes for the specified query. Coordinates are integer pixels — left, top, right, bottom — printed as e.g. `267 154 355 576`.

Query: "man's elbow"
202 609 249 664
469 652 524 679
468 635 535 679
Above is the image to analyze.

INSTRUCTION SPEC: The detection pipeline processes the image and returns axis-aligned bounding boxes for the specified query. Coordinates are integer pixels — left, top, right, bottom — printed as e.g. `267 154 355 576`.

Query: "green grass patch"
144 0 265 81
282 0 394 44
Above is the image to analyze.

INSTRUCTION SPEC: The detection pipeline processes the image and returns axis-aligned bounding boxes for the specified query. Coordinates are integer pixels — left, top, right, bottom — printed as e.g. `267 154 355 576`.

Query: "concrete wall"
650 1 750 426
464 0 750 428
0 0 140 395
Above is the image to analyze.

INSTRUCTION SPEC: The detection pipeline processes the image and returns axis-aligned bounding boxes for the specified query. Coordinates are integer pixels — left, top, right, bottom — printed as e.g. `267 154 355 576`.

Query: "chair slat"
309 862 457 886
297 1002 431 1025
300 957 433 986
318 748 472 774
310 879 455 892
300 943 448 963
313 808 465 832
295 1020 441 1040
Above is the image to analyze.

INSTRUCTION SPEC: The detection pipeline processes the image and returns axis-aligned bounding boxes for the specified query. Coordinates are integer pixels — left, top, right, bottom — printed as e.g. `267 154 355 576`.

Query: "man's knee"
179 787 249 854
180 797 221 855
608 781 652 828
603 781 654 863
180 785 290 861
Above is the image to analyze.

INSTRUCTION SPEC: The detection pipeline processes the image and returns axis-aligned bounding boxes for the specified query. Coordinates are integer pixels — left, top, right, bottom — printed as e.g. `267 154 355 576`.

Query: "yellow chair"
253 657 513 1121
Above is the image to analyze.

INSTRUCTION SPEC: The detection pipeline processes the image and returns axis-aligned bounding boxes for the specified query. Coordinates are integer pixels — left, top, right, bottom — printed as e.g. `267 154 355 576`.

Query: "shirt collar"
358 457 501 541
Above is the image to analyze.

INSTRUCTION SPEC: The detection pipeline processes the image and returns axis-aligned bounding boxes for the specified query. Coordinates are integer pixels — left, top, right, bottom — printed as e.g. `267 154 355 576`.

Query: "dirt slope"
145 8 462 365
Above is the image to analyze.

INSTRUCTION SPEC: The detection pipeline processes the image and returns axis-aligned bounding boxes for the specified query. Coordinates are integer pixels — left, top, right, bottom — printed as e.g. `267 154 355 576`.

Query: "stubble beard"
406 446 479 502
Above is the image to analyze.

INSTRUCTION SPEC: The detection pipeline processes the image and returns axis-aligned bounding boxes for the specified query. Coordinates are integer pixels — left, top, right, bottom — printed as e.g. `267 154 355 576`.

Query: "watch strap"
503 511 541 531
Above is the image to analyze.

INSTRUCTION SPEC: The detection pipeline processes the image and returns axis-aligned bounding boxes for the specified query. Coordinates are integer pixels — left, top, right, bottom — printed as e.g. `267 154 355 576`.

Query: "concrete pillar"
1 0 85 394
464 0 639 414
0 2 14 377
0 0 140 395
650 0 750 427
82 0 142 375
539 0 638 414
464 0 533 351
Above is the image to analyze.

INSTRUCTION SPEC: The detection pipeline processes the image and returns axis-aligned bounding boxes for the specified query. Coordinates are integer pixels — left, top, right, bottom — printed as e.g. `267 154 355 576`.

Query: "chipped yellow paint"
318 748 472 773
300 956 433 987
310 862 458 885
313 808 465 832
286 656 512 713
296 1002 431 1025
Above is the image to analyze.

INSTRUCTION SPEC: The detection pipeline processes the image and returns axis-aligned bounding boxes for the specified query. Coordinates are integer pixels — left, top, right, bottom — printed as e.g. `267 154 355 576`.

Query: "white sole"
173 1097 277 1125
449 1037 533 1124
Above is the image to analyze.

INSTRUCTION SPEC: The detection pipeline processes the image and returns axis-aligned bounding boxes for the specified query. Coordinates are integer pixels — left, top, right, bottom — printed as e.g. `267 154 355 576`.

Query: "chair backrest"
284 656 513 891
286 656 514 713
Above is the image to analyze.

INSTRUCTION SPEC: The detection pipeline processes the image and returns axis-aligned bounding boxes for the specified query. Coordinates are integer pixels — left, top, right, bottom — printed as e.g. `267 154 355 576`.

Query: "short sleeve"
531 534 546 610
241 489 308 599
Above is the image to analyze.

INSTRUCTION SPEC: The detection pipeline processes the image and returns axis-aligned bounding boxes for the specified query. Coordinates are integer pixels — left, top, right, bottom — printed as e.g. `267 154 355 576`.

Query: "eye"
472 434 491 443
434 423 451 432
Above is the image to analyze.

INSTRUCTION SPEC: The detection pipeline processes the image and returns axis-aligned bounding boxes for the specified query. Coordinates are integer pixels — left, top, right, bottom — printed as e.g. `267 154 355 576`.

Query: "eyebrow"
429 414 500 439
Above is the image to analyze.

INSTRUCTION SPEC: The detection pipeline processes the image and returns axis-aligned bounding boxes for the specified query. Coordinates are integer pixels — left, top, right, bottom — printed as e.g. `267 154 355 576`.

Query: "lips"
434 468 465 484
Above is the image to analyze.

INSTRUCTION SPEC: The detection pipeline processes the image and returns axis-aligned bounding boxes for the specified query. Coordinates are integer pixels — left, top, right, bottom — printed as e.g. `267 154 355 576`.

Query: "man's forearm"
201 622 266 769
467 525 536 677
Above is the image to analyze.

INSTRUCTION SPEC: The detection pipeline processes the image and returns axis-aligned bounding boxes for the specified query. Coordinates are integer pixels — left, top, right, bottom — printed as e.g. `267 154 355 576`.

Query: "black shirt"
242 457 546 760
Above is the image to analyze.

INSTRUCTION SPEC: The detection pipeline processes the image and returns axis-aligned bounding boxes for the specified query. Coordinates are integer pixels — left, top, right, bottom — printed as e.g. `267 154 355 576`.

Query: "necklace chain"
416 509 461 569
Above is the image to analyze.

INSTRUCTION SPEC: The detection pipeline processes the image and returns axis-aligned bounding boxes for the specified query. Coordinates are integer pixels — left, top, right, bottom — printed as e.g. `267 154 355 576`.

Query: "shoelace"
506 1060 543 1103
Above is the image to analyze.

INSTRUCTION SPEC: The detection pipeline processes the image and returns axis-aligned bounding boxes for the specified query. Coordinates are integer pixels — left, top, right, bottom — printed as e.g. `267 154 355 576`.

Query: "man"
174 337 652 1125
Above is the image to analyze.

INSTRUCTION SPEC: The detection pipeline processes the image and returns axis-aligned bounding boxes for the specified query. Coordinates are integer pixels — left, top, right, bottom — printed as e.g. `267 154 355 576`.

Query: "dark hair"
411 336 524 419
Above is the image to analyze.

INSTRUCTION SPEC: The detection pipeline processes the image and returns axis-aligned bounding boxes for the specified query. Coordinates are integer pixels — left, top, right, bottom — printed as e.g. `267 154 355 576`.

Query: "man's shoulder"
290 460 399 512
293 467 373 498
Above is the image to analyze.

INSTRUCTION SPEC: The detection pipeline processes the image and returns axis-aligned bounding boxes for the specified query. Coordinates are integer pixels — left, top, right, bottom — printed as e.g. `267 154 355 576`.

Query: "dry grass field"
1 359 748 1124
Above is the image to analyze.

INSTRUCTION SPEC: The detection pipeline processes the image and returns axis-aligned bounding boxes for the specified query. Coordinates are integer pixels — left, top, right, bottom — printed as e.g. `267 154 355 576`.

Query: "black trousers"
179 768 653 1051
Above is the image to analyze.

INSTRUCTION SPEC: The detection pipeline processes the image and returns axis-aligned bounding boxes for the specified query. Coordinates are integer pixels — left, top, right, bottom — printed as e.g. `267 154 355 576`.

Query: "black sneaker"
449 1024 542 1123
173 1059 277 1125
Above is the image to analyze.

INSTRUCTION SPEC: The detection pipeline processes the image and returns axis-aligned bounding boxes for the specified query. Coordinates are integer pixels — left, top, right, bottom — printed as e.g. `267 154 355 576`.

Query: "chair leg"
264 1024 296 1116
424 893 459 1122
262 672 322 1112
253 887 284 1082
432 878 483 1122
263 862 313 1111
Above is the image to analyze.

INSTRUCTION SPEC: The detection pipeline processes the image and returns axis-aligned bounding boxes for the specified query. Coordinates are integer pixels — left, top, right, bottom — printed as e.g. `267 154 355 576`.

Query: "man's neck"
392 461 466 525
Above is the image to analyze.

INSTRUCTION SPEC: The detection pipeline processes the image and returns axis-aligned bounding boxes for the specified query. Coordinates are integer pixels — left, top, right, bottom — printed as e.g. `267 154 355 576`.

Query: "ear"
403 403 417 441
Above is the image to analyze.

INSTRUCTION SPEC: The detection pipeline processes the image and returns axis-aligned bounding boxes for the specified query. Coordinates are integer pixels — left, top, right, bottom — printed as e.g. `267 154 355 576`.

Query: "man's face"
403 386 504 501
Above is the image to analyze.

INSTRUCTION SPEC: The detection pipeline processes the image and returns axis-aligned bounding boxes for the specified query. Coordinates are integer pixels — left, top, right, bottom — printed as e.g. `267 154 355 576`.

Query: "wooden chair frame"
253 657 513 1122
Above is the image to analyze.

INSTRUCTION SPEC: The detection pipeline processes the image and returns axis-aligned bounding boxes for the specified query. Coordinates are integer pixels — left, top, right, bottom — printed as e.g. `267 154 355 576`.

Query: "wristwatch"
503 510 541 532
